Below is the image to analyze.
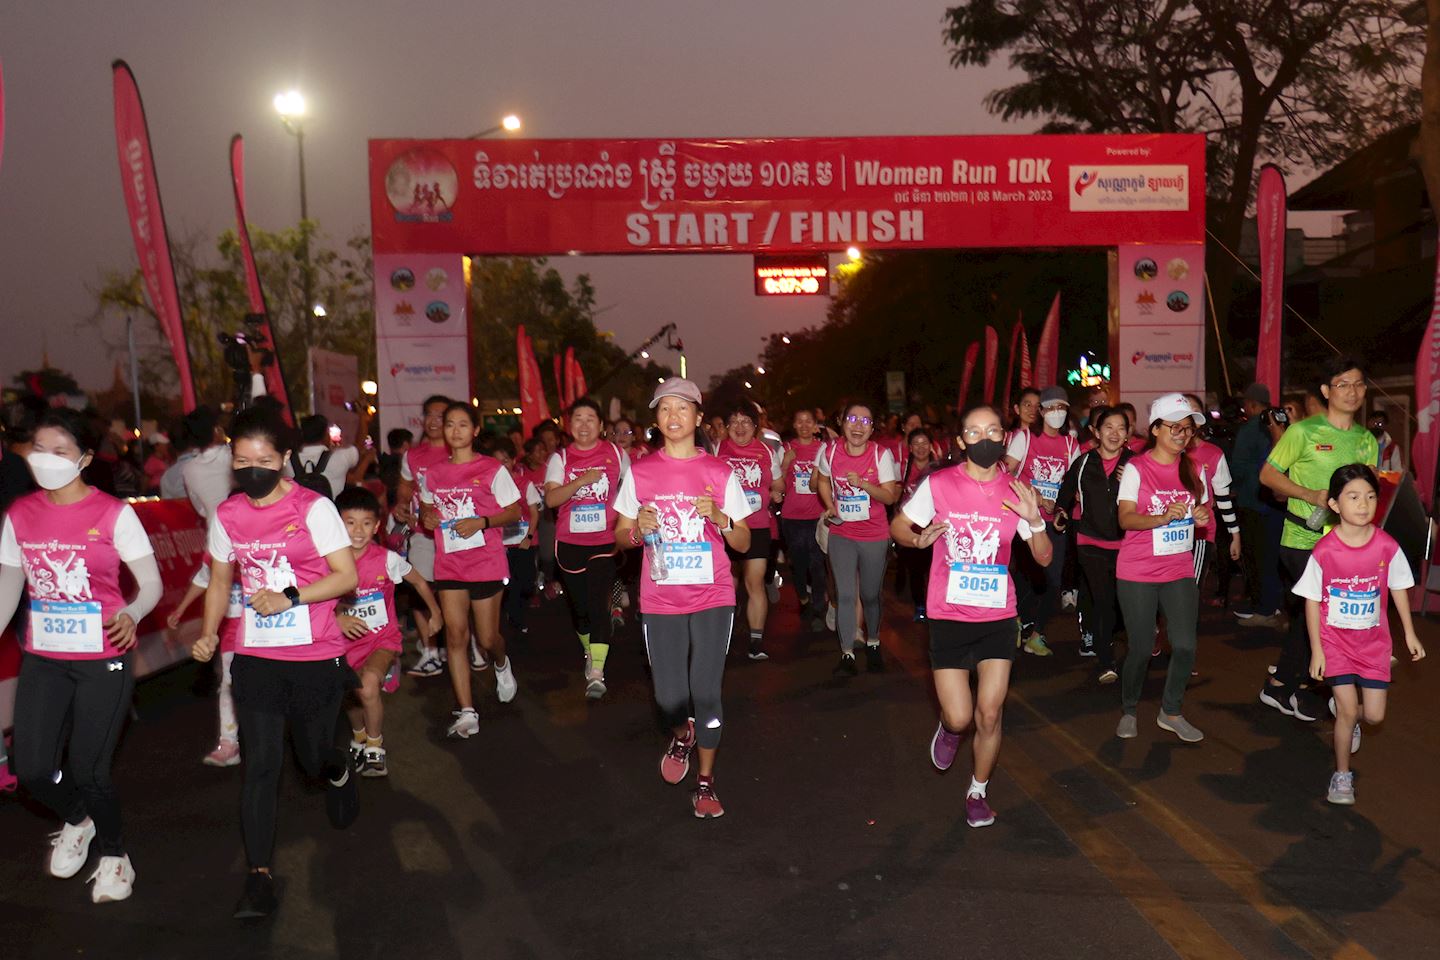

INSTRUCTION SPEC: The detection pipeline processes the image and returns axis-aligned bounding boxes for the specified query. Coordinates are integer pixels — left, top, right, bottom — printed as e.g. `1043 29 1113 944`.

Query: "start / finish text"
624 209 925 248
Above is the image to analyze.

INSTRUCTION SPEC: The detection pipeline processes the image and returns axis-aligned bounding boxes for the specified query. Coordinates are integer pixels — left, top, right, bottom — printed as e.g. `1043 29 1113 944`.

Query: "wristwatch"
283 585 301 607
480 516 489 530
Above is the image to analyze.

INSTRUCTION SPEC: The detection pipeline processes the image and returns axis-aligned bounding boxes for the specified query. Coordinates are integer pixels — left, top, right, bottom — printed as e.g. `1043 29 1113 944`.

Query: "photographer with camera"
1232 384 1288 627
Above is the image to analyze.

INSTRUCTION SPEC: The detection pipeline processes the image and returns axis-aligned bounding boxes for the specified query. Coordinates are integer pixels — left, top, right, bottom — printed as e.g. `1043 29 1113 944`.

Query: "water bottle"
643 528 668 581
1305 504 1329 532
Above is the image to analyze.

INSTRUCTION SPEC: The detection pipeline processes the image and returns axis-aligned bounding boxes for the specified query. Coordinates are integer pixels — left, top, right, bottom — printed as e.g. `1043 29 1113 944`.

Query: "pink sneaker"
692 778 725 818
660 720 696 785
0 760 16 794
930 723 962 771
965 793 995 828
381 662 400 694
202 740 241 767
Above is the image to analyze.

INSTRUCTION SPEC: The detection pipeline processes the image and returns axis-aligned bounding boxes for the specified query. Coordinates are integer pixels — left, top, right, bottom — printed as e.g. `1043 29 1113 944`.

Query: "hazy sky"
0 1 1020 397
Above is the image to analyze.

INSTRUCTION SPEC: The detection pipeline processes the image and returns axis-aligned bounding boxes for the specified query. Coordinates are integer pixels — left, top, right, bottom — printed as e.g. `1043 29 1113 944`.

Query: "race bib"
31 599 104 654
838 492 871 522
793 470 812 495
1326 587 1380 630
1031 479 1060 502
226 583 243 620
744 489 763 514
569 503 606 534
339 590 389 632
945 563 1007 609
658 542 714 586
502 519 530 546
243 605 314 648
441 519 486 554
1152 518 1194 556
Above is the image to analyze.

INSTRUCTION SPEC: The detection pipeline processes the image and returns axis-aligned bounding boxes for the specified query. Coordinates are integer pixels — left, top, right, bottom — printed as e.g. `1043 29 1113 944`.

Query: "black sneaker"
325 760 360 830
747 639 768 661
1258 683 1295 716
864 644 884 673
1289 688 1322 722
833 653 858 677
233 871 278 920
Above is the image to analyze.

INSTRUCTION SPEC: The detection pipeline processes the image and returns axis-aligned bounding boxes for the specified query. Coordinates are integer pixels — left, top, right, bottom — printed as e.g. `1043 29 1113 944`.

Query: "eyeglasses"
728 417 755 428
962 425 1006 441
1330 379 1367 392
1161 420 1196 436
615 428 635 437
845 415 874 426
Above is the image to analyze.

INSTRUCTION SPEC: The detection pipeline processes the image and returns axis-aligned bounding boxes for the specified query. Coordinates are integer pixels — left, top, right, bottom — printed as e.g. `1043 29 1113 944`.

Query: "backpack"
290 449 335 499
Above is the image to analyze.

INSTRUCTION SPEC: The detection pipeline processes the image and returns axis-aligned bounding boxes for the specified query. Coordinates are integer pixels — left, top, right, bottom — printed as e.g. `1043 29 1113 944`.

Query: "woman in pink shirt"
190 407 359 919
717 400 783 660
614 378 753 819
0 409 161 904
779 409 827 628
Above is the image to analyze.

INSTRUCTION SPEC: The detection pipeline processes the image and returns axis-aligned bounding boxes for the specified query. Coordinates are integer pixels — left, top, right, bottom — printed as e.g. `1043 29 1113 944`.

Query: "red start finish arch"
367 133 1206 435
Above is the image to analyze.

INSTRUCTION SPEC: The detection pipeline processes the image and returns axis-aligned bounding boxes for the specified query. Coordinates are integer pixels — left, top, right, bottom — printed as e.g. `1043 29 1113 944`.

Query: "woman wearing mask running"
891 404 1050 828
717 401 783 660
1 409 162 903
897 427 941 622
614 378 752 818
545 398 628 698
815 402 900 676
779 409 827 629
1003 386 1077 656
1113 393 1210 744
420 403 522 737
190 407 360 918
1056 407 1133 683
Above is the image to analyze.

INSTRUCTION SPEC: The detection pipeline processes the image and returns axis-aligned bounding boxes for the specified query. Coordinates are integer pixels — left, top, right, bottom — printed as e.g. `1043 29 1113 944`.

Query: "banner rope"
1202 271 1233 397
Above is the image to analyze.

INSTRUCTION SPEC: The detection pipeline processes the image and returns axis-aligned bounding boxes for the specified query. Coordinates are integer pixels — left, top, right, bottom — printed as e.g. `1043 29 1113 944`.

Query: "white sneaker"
824 604 837 632
1060 589 1078 611
1350 723 1362 755
585 669 607 700
469 639 489 672
88 854 135 903
495 658 518 703
446 708 480 739
49 819 96 879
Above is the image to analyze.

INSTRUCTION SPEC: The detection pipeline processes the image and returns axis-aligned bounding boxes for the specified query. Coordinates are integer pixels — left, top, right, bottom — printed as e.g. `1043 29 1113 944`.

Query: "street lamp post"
274 90 313 338
469 114 522 139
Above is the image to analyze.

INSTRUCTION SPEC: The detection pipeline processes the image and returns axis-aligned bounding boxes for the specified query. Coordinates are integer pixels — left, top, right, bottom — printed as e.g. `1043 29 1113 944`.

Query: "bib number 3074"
1326 587 1380 630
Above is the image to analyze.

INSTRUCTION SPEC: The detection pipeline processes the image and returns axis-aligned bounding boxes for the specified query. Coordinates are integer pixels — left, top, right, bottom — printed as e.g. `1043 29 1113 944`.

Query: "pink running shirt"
545 442 628 547
781 439 823 521
1115 452 1205 583
422 455 521 583
1293 527 1412 683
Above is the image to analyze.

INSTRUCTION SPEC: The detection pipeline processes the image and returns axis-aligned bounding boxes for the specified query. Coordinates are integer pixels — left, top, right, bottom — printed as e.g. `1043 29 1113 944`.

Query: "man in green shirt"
1258 357 1379 721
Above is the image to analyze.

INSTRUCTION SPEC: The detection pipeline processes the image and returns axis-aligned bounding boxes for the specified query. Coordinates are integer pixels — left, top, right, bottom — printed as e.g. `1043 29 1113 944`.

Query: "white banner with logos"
1115 243 1205 411
309 347 360 439
374 253 470 440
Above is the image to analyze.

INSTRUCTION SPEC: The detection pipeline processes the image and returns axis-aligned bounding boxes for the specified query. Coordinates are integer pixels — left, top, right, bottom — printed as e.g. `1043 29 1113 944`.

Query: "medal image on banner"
340 590 390 631
945 563 1007 608
659 541 714 585
1326 587 1380 630
569 503 606 534
31 599 105 654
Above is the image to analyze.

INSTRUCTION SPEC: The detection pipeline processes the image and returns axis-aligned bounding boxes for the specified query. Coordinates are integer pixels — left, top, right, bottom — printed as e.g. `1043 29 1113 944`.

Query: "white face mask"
1043 409 1069 430
27 451 84 491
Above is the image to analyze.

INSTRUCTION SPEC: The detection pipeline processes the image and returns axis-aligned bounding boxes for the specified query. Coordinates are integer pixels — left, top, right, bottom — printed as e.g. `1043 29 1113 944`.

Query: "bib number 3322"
244 605 314 648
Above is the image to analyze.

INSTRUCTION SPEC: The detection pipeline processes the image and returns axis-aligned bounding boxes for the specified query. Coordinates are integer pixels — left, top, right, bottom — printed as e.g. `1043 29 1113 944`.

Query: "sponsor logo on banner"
425 301 451 324
1135 290 1156 316
388 361 460 382
1166 290 1190 313
385 148 459 222
1069 166 1189 212
1130 349 1197 368
390 267 415 290
1134 258 1158 280
425 268 448 290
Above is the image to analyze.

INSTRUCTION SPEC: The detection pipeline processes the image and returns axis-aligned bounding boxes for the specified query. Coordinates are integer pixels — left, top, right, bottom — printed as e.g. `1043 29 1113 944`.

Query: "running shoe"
1326 771 1355 806
406 652 444 678
585 670 607 700
618 586 631 610
1238 612 1284 629
469 639 489 672
381 661 400 693
864 644 884 673
766 578 780 605
1115 714 1138 739
48 820 96 879
360 746 388 778
233 871 278 920
1258 684 1295 716
347 740 365 769
661 720 696 784
495 658 518 703
1156 714 1204 743
610 606 625 630
1098 669 1119 685
325 760 360 830
1079 633 1096 658
912 606 927 623
833 653 858 677
447 708 480 739
203 739 241 768
1350 723 1362 755
1022 633 1053 657
1060 589 1078 611
692 778 725 818
824 604 837 632
87 854 135 903
1289 690 1321 722
930 722 962 771
1232 604 1257 620
965 793 995 828
747 639 768 661
1328 696 1336 717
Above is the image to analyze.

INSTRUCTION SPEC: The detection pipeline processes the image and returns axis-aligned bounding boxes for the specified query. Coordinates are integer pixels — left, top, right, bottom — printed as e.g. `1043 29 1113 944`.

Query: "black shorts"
231 653 356 716
433 579 506 600
929 617 1019 671
1328 673 1389 690
727 525 772 563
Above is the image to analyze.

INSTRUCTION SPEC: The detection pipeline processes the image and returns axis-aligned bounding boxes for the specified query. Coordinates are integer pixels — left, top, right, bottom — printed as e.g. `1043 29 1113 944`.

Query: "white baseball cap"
1148 392 1205 426
649 377 703 408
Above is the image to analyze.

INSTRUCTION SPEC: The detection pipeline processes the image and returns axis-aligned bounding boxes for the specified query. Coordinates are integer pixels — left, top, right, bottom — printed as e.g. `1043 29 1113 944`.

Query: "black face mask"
965 439 1006 469
1369 426 1384 439
233 467 281 499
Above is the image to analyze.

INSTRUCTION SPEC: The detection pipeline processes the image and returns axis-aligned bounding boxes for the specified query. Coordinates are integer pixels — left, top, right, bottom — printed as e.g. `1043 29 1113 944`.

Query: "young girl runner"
897 427 941 622
614 377 753 818
335 487 443 777
544 398 628 698
496 439 542 637
420 402 522 737
1295 464 1425 804
779 408 826 628
0 408 162 903
1114 393 1211 743
190 407 359 919
717 400 784 660
891 404 1050 828
397 395 453 677
169 560 244 765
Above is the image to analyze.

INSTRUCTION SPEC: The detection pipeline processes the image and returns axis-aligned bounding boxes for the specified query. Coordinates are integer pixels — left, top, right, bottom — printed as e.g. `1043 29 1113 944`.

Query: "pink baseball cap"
649 377 703 409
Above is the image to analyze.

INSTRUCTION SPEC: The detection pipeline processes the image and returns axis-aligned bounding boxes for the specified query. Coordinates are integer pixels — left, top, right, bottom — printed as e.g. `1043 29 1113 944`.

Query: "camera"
217 314 276 412
1259 407 1289 428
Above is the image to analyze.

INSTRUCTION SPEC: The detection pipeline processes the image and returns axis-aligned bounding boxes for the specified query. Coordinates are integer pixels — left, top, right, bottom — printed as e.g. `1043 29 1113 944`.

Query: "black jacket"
1056 448 1133 544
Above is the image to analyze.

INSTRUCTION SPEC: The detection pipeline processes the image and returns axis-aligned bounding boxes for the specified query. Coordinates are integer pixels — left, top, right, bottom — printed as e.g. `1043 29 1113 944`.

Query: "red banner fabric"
1020 322 1033 390
553 354 566 411
1255 165 1286 402
112 61 196 411
1413 227 1440 509
1002 318 1023 413
958 341 980 410
369 134 1205 256
230 134 293 424
983 325 999 405
572 356 588 400
517 326 550 436
1034 292 1060 388
563 347 577 408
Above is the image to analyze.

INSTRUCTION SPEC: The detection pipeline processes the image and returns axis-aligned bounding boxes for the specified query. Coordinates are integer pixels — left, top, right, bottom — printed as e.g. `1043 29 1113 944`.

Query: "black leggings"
781 518 827 610
504 546 536 628
1076 545 1120 670
556 540 617 641
232 654 349 869
13 652 134 856
898 545 932 608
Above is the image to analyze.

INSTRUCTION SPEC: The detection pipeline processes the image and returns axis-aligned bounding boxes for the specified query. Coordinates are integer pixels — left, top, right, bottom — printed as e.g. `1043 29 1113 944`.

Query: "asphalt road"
1 571 1437 960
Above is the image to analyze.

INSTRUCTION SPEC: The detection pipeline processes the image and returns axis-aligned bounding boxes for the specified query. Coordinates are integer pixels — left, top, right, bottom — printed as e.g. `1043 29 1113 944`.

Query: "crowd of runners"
0 356 1426 916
